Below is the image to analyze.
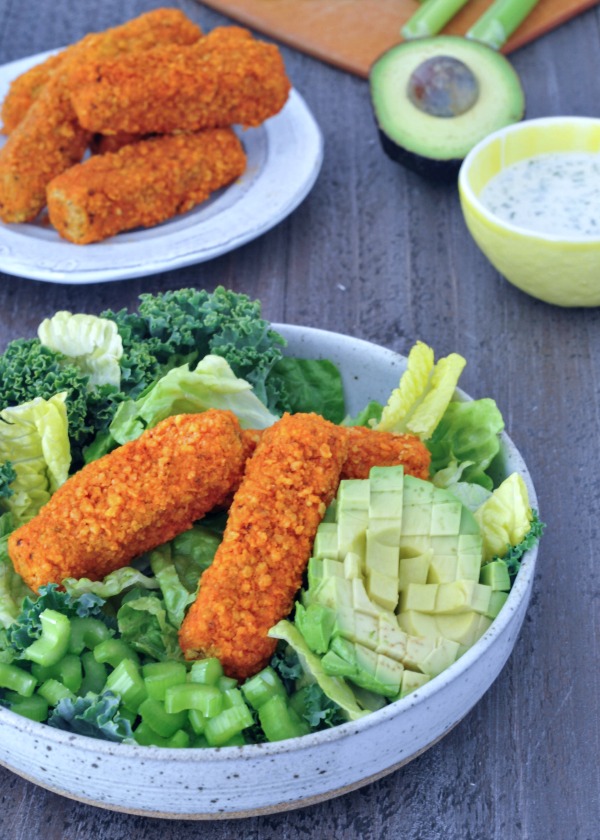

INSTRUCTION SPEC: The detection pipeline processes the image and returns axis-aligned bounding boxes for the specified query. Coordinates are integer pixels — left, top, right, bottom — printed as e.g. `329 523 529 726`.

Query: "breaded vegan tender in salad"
0 288 543 748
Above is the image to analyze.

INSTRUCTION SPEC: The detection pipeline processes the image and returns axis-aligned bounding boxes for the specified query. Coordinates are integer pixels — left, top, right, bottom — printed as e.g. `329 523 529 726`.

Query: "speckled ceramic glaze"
0 326 539 818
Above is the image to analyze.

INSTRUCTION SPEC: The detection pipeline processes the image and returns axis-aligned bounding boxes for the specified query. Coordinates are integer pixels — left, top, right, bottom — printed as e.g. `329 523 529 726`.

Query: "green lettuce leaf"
268 357 346 423
376 342 466 440
149 545 196 629
38 311 123 389
109 355 278 445
0 393 71 523
117 592 182 661
62 566 160 601
427 398 505 490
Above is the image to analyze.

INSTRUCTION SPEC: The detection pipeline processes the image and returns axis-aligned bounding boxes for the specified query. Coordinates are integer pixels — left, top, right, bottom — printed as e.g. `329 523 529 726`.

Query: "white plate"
0 50 323 284
0 325 539 818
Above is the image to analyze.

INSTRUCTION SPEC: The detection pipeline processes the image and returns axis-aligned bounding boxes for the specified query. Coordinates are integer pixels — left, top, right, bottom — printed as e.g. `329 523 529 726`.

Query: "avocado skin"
377 127 462 183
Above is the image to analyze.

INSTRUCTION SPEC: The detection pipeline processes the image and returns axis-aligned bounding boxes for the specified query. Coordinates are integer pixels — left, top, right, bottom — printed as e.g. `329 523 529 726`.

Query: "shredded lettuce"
376 341 466 440
108 355 279 446
38 311 123 389
0 394 71 523
117 591 182 661
62 566 160 601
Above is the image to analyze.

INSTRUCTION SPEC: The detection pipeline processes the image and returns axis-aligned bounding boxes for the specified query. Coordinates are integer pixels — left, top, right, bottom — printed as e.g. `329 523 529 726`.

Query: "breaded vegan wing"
8 410 245 593
179 413 348 680
0 9 203 222
46 128 247 244
68 26 291 136
1 8 202 134
239 425 431 481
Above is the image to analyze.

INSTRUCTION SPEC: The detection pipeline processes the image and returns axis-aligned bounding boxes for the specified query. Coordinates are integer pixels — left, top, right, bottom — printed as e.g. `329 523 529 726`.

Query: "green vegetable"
142 660 188 701
402 0 470 39
48 690 135 742
101 286 287 411
474 472 533 562
0 661 37 696
22 609 71 667
0 462 16 499
268 357 346 423
376 341 466 440
498 510 544 581
108 355 278 446
466 0 541 50
38 311 124 389
427 398 505 490
104 659 148 712
117 592 182 662
0 393 71 524
62 566 160 601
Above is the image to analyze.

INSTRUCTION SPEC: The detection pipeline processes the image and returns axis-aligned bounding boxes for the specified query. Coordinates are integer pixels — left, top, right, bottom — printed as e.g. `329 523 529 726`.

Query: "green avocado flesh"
370 36 525 180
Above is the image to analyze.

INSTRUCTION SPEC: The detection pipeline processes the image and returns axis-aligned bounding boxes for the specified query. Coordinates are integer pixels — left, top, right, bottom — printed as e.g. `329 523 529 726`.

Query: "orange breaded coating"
179 413 348 680
0 9 203 222
68 26 291 136
239 425 431 481
1 9 202 134
341 426 431 481
8 410 245 593
46 128 247 244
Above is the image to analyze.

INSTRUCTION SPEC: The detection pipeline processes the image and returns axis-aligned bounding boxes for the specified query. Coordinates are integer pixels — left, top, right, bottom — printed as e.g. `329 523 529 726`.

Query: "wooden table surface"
0 1 599 838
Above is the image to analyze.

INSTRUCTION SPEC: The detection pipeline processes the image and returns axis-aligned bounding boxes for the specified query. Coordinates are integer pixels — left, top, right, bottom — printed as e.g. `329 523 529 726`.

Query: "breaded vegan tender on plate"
46 128 247 244
179 413 349 681
0 8 203 222
0 8 202 135
68 26 292 136
8 410 245 593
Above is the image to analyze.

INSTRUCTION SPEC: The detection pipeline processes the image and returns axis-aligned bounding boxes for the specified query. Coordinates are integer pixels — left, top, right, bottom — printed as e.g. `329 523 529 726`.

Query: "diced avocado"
400 582 439 613
337 479 370 510
397 669 431 699
375 613 408 660
436 611 483 646
366 568 398 612
402 634 439 671
434 580 492 615
369 465 405 492
366 532 399 576
268 621 367 720
427 555 458 583
456 553 482 581
401 503 433 536
350 683 389 712
403 475 435 503
430 499 463 536
418 638 460 677
479 559 511 591
312 522 339 560
484 590 509 619
399 550 431 589
294 602 336 654
337 509 369 557
344 551 362 580
351 578 387 617
322 636 402 697
398 609 438 639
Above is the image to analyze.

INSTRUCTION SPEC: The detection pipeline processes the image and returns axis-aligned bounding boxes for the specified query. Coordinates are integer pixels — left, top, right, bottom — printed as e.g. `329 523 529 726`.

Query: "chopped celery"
133 721 190 748
22 609 71 667
80 651 108 695
241 666 287 711
189 658 223 686
164 683 223 717
138 697 188 738
4 691 49 722
258 695 310 742
204 704 254 747
68 617 113 654
93 638 140 668
0 661 37 697
38 678 75 706
141 660 187 701
104 659 147 713
31 653 82 694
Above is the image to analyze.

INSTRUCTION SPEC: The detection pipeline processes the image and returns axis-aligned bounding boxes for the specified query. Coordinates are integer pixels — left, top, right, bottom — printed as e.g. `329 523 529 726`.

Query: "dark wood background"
0 1 599 837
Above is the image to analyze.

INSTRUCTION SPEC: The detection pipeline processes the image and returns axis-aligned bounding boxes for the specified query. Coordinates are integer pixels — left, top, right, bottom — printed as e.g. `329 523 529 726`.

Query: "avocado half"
369 36 525 181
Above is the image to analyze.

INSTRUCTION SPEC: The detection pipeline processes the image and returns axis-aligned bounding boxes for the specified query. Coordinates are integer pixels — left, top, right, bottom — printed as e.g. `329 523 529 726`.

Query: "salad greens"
0 287 543 747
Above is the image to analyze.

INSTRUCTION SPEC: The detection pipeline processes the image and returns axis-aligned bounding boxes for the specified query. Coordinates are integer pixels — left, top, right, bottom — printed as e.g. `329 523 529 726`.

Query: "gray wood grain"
0 1 599 837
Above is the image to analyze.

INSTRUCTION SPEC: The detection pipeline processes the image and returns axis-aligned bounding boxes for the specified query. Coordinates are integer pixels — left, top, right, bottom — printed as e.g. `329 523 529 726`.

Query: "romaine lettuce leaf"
38 311 123 389
117 592 182 661
109 355 278 445
62 566 160 601
376 342 466 440
0 393 71 523
268 357 346 423
149 545 196 629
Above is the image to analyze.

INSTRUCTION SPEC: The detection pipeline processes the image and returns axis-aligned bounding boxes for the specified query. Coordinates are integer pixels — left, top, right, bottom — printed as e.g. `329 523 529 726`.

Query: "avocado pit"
407 56 479 118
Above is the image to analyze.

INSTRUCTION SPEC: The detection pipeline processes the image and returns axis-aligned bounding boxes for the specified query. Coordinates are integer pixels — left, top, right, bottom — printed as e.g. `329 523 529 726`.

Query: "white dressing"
480 151 600 237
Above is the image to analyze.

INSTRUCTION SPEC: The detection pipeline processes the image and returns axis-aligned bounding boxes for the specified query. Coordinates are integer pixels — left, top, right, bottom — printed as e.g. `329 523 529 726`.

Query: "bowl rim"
458 115 600 245
0 324 540 765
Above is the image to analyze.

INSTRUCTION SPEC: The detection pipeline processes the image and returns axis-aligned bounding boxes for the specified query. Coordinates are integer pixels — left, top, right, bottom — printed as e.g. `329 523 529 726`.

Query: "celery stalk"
402 0 471 40
466 0 541 50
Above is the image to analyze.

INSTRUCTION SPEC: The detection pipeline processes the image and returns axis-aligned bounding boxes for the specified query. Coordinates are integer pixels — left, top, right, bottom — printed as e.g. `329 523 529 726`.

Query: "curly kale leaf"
0 462 16 499
48 691 134 742
7 584 109 655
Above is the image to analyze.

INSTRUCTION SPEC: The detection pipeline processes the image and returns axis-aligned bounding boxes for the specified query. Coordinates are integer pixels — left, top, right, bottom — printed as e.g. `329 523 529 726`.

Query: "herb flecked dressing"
480 152 600 237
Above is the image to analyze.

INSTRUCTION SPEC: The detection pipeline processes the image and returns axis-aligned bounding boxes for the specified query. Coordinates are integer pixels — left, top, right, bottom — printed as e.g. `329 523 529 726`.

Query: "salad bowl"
0 325 539 818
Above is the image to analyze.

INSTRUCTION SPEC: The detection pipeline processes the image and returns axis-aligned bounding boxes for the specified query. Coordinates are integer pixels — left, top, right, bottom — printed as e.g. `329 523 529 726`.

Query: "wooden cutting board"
197 0 600 77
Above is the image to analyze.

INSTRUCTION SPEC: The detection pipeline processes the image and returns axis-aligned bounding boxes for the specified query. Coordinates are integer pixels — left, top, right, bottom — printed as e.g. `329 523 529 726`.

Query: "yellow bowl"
458 117 600 307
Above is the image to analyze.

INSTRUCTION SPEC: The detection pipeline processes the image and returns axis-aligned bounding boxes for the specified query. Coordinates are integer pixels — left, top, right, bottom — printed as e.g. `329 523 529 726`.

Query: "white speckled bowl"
0 326 539 818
